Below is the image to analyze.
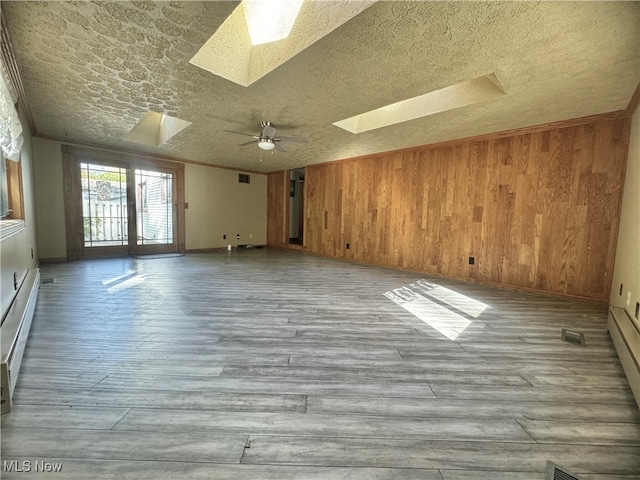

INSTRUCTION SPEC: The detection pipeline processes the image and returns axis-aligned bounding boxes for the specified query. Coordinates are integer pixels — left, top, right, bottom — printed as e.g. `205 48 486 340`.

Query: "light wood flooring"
2 249 639 479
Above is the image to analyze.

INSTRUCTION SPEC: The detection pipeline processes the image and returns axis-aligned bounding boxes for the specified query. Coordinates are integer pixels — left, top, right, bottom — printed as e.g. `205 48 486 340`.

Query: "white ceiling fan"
225 121 307 151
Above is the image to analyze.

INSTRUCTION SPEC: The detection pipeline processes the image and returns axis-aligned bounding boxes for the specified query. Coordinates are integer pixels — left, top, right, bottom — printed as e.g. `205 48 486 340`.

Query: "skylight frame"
123 111 191 147
333 74 507 134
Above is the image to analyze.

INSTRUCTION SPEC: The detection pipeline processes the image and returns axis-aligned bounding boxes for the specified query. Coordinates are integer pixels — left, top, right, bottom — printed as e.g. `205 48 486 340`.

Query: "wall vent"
546 461 584 480
238 173 250 184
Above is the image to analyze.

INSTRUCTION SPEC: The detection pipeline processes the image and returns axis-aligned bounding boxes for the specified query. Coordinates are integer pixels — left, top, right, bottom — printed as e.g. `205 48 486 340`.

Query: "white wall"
33 137 65 260
610 107 640 327
185 164 267 250
0 110 39 319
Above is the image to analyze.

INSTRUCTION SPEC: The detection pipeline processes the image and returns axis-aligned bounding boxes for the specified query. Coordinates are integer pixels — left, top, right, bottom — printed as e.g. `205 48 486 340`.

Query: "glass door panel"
80 162 128 249
135 169 174 246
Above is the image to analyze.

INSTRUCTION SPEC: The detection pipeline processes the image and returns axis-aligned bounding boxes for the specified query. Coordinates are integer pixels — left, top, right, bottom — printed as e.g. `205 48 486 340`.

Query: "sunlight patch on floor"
101 270 136 286
384 280 486 340
410 279 488 318
106 274 147 294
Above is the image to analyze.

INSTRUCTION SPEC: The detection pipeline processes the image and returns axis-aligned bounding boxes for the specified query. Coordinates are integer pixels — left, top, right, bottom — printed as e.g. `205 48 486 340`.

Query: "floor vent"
561 328 585 346
546 461 584 480
41 278 55 284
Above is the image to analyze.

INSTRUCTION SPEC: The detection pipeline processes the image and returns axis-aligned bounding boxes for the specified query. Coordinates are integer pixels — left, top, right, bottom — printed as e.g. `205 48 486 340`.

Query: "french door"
64 146 184 260
132 168 175 253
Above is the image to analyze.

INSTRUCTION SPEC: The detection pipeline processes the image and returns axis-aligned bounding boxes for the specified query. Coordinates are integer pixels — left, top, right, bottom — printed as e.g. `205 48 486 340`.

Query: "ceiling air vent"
546 461 585 480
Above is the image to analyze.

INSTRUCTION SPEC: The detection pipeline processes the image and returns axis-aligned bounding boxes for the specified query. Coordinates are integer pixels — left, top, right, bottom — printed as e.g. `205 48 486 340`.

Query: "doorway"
64 146 184 261
288 168 305 245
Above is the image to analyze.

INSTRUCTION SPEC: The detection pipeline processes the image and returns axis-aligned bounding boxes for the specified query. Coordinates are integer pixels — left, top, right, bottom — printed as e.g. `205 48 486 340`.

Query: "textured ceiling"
2 1 639 173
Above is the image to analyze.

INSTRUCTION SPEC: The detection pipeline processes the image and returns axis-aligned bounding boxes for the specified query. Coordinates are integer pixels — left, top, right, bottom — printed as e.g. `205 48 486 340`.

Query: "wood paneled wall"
267 171 288 246
268 116 630 301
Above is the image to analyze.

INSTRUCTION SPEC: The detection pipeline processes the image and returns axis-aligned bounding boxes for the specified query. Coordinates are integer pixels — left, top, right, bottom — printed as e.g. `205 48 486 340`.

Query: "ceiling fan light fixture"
258 138 275 150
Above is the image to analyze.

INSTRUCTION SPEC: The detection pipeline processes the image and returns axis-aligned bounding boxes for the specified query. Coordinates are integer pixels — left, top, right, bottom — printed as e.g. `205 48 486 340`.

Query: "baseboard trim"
39 257 68 264
185 245 267 254
608 306 640 410
1 268 40 415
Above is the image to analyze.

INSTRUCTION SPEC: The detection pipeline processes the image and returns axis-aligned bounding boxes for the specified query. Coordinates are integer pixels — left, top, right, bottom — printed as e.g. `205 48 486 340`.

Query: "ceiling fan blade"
238 140 259 146
278 136 308 144
274 141 287 152
224 129 259 138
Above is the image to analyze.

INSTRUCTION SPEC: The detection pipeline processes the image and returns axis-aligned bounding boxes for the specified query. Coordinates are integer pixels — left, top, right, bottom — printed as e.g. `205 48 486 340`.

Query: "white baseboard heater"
1 268 40 415
608 306 640 410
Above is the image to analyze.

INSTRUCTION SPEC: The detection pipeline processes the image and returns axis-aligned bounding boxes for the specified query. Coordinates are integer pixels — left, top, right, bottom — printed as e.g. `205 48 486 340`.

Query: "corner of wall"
610 107 640 328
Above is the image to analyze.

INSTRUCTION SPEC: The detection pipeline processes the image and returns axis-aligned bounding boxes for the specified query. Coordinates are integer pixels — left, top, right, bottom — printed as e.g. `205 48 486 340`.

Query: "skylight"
190 1 374 87
123 111 191 147
333 74 506 134
243 0 304 46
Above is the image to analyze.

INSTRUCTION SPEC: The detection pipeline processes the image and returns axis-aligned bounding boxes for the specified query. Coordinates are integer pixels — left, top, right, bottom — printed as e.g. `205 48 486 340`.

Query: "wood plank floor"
2 249 639 479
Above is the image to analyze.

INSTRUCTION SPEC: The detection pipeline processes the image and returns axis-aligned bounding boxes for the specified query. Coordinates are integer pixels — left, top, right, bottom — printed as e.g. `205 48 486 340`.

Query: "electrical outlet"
249 234 253 239
345 243 350 249
236 234 240 239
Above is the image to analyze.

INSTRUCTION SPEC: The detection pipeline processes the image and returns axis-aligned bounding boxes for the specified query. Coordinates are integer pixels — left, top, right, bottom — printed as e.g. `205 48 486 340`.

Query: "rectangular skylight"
124 111 191 147
190 1 374 87
242 0 304 46
333 74 506 134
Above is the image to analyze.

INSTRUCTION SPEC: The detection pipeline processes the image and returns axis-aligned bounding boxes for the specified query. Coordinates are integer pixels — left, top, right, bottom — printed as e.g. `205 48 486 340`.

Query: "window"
0 152 8 218
0 69 24 225
0 151 24 239
0 151 23 220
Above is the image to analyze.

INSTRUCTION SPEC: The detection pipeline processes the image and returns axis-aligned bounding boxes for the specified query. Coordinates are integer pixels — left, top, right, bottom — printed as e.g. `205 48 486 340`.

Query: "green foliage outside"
81 169 123 182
